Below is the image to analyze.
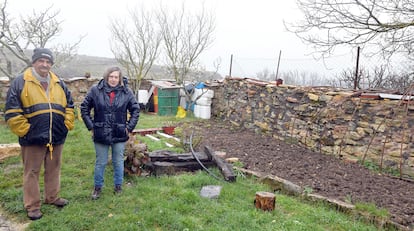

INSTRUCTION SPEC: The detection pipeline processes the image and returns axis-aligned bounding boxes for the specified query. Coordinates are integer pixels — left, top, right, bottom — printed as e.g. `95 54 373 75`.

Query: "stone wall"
1 76 413 177
64 77 100 105
0 78 10 109
0 77 99 110
209 77 414 178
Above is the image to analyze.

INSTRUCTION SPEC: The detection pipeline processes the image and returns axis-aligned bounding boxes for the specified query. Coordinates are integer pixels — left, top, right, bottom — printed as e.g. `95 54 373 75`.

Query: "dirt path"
0 209 27 231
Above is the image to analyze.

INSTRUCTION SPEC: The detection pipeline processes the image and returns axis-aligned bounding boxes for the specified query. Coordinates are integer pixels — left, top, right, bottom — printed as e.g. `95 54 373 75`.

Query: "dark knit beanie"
32 48 54 64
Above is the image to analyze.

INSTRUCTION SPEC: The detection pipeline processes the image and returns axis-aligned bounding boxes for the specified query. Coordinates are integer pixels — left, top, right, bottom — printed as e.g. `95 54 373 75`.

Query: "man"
4 48 75 220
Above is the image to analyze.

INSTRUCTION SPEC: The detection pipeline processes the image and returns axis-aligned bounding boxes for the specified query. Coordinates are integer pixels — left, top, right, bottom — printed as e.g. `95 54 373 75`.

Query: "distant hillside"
54 55 120 78
1 50 222 82
56 55 173 79
58 54 222 82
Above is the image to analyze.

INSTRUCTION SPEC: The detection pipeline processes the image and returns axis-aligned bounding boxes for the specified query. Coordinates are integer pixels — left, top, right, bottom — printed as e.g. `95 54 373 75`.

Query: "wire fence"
227 49 412 87
228 53 352 79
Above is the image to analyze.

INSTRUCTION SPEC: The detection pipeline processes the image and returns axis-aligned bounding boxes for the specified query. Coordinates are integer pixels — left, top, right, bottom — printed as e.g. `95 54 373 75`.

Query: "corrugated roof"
150 80 181 89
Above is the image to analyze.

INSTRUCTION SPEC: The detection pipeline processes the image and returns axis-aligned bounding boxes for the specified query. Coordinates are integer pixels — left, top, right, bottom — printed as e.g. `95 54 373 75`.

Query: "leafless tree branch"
109 5 162 95
0 0 82 78
157 2 215 84
286 0 414 59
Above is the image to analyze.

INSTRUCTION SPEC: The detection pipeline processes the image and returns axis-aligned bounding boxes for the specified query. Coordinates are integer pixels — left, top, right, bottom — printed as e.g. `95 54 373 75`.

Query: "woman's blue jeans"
93 142 126 188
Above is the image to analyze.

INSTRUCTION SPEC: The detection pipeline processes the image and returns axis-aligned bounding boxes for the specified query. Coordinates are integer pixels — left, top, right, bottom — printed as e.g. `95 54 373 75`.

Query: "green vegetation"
0 114 389 230
360 159 400 177
135 114 201 153
303 186 313 195
0 121 17 143
138 114 196 129
355 202 389 223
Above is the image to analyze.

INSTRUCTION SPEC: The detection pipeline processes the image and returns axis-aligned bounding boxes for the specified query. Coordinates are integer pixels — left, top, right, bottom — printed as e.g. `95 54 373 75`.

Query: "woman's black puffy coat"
80 78 139 145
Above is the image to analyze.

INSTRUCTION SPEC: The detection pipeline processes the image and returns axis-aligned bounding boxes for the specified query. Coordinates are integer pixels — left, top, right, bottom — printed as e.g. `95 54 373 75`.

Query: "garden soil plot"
192 120 414 228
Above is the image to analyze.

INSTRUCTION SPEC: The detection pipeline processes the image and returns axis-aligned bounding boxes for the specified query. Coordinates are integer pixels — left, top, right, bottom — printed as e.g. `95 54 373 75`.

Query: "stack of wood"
124 138 150 176
124 139 236 182
0 143 20 162
148 149 215 176
145 146 236 182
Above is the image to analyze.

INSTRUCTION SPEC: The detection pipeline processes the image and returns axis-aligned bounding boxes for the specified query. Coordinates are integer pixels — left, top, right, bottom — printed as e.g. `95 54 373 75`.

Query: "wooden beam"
132 127 163 136
149 150 210 162
204 146 236 182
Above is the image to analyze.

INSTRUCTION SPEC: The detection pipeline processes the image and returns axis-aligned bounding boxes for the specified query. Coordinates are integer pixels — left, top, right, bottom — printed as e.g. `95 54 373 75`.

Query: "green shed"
149 80 180 116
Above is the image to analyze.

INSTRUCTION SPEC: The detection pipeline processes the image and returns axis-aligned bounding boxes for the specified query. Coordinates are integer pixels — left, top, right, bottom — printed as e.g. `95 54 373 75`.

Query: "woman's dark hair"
103 67 123 86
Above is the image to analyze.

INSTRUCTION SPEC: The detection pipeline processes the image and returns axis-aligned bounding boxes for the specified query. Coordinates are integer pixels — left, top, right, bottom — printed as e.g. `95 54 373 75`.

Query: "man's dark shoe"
114 185 122 194
91 187 101 200
48 198 69 208
27 209 42 220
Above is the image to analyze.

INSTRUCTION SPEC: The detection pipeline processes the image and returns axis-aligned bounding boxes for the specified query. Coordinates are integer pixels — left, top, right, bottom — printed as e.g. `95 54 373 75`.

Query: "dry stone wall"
1 76 413 178
64 77 100 104
0 78 10 108
209 77 414 178
0 77 99 110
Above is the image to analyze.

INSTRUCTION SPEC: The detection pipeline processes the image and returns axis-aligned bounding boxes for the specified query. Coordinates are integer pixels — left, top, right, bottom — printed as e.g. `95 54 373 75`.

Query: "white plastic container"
138 90 149 104
180 96 187 108
195 97 212 106
194 104 211 119
179 88 186 96
194 104 200 118
192 88 214 100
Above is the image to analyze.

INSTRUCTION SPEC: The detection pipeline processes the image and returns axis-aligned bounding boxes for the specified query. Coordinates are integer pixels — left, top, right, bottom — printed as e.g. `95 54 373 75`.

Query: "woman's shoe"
114 185 122 194
91 187 101 200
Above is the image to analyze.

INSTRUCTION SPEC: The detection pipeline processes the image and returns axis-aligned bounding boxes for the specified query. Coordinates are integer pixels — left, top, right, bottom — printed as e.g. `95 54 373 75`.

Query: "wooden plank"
146 85 156 103
149 150 210 162
157 131 180 142
360 93 380 99
164 142 174 147
151 161 215 176
204 146 236 182
132 127 163 136
145 134 160 141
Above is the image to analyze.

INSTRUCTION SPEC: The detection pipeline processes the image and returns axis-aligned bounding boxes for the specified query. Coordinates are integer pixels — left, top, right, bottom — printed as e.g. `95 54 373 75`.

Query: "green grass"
0 114 389 230
135 113 201 153
0 121 18 143
360 159 401 177
137 113 199 129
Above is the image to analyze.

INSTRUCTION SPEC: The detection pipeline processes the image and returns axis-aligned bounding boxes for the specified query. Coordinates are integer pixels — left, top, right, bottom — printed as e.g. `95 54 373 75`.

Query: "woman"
80 67 139 200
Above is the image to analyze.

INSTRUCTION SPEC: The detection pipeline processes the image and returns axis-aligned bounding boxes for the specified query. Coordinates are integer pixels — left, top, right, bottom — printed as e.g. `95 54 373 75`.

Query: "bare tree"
364 66 387 89
329 68 363 89
157 3 215 84
154 3 216 113
0 0 82 78
18 6 61 48
281 70 328 86
329 65 414 90
109 5 161 96
385 72 414 90
256 68 274 81
286 0 414 59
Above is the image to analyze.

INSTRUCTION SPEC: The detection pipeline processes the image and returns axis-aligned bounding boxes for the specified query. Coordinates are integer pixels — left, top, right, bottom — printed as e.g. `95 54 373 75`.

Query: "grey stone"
200 185 222 199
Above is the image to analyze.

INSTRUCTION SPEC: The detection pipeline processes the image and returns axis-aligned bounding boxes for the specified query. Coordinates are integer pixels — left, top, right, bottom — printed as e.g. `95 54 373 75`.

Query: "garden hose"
189 130 223 181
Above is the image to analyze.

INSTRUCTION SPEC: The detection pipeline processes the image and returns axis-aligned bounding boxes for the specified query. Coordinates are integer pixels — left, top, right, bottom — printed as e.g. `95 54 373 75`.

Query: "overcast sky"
7 0 355 78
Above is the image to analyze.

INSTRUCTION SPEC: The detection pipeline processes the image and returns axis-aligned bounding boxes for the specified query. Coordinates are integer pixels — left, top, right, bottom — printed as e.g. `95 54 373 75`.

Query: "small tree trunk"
254 191 275 211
